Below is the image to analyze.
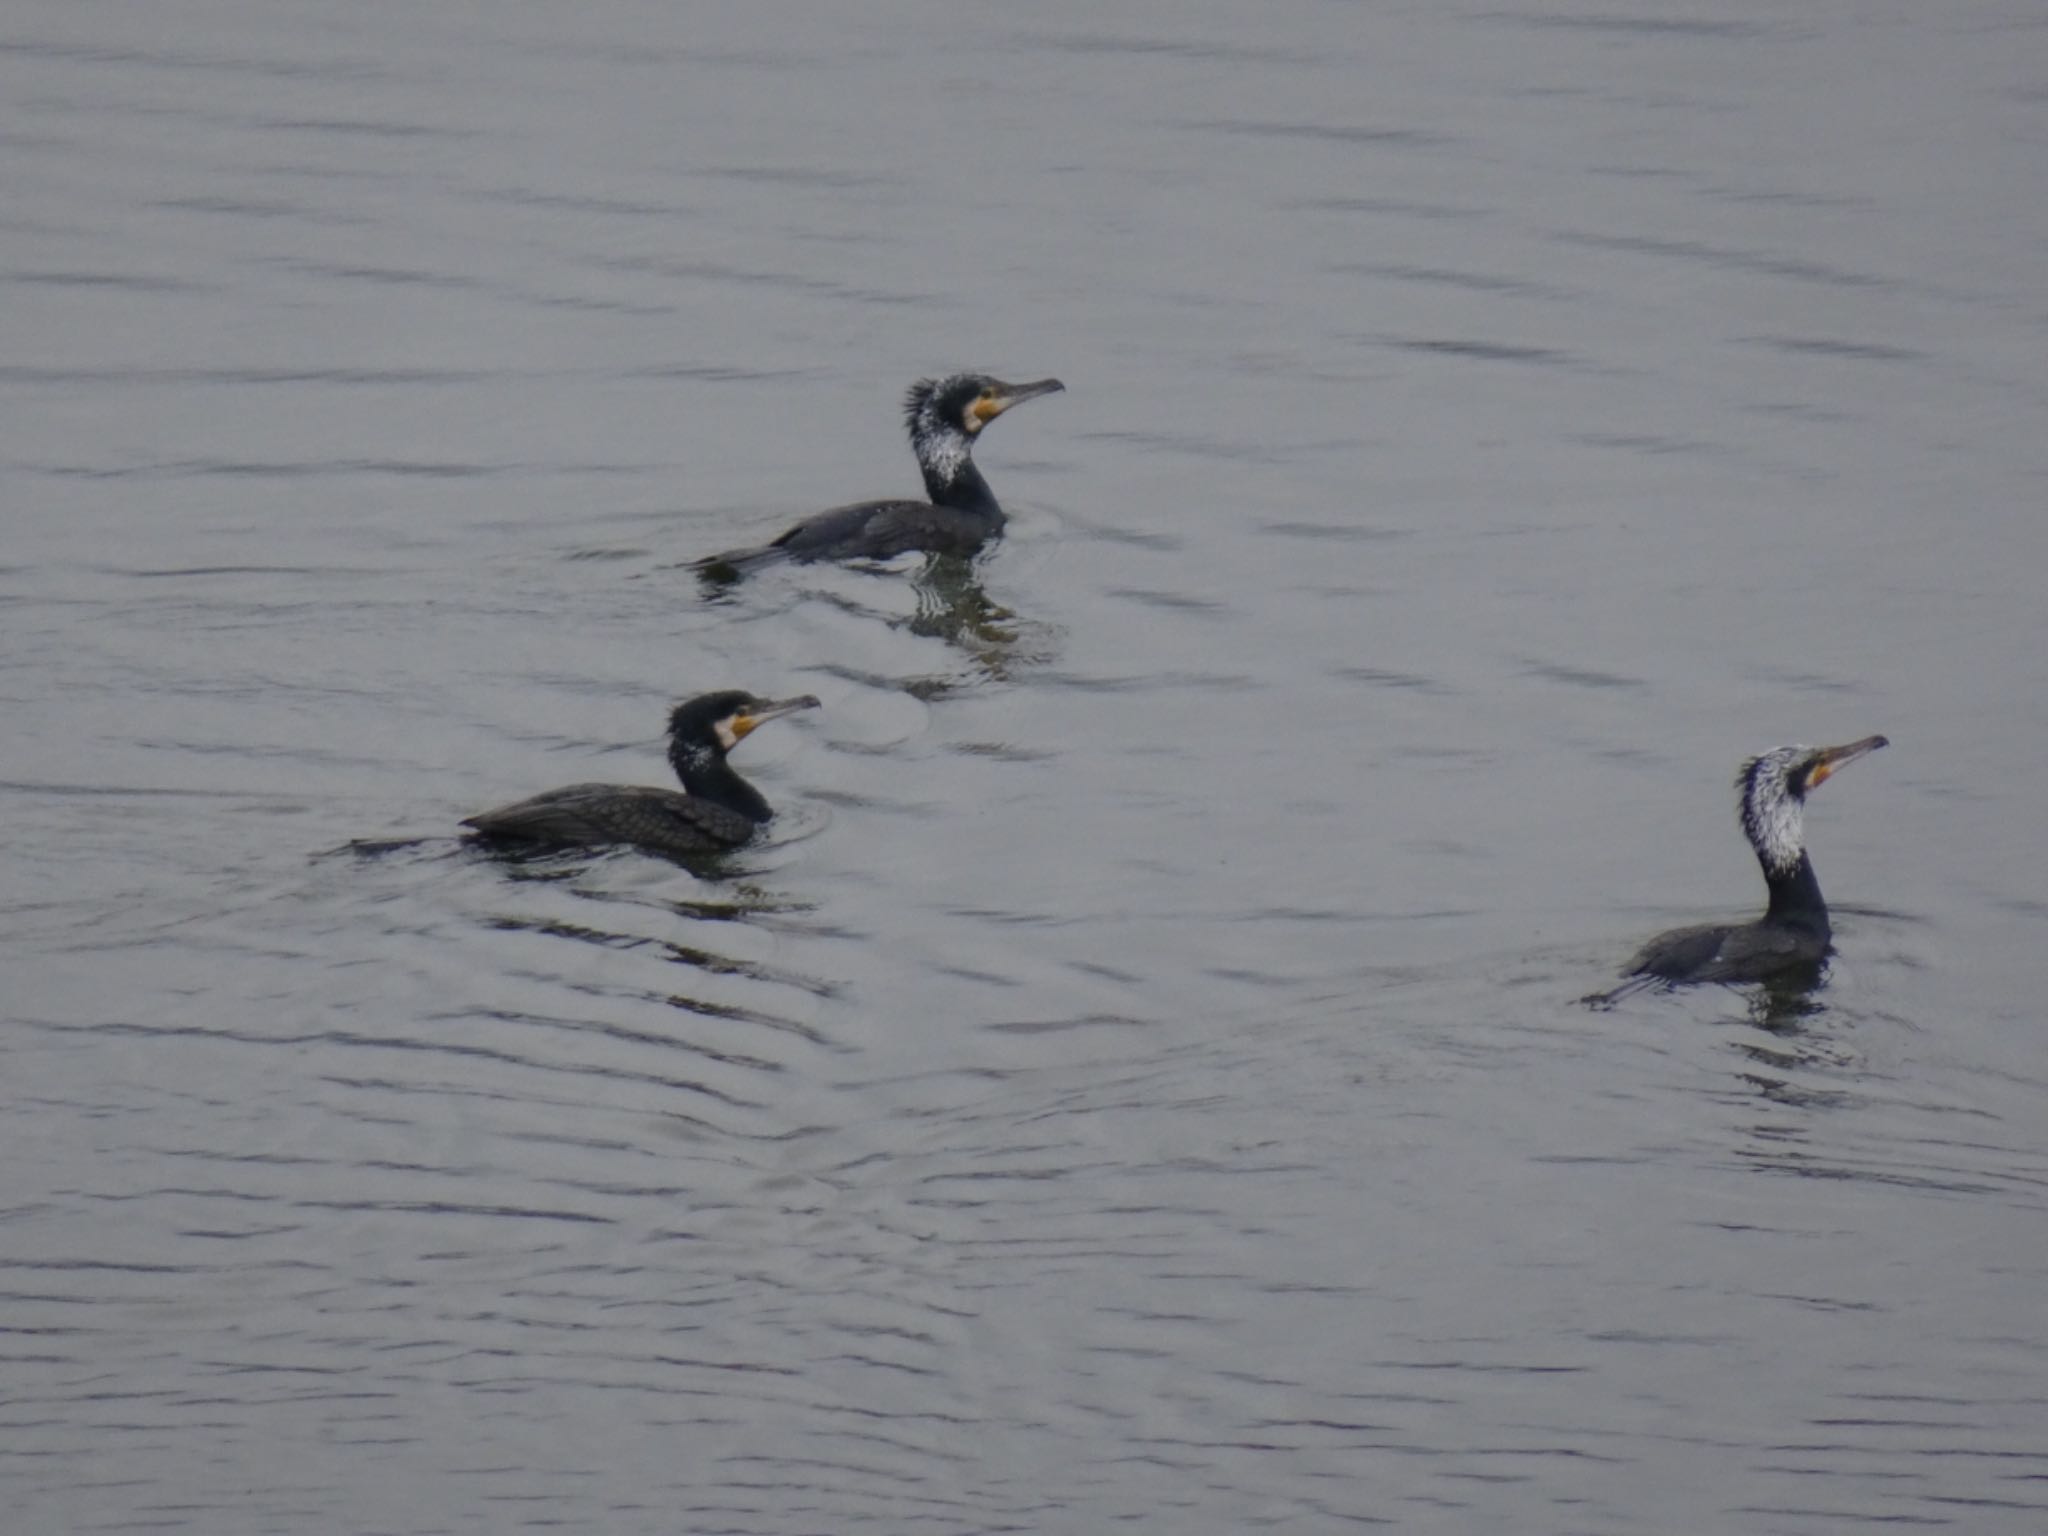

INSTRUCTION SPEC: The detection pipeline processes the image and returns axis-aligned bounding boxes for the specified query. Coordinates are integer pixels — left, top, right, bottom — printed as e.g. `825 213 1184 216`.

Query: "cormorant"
462 690 819 858
1595 734 1888 1001
695 373 1064 577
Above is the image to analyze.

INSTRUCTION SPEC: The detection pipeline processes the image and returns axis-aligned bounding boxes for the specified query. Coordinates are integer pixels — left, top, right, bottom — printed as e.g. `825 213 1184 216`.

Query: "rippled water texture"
6 4 2048 1532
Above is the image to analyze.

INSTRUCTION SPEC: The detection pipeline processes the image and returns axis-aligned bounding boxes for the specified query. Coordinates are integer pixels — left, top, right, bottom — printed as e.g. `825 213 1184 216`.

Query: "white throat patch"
914 423 973 487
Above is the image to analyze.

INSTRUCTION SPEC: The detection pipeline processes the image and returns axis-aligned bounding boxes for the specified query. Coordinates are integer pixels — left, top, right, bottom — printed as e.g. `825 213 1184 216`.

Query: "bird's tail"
692 543 791 582
1580 973 1663 1010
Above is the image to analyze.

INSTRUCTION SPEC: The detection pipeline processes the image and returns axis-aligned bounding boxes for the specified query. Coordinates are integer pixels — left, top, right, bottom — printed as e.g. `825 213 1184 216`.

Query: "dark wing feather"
1622 920 1821 987
769 498 910 558
1623 922 1738 984
773 498 995 561
696 498 997 574
1684 924 1819 986
463 784 755 856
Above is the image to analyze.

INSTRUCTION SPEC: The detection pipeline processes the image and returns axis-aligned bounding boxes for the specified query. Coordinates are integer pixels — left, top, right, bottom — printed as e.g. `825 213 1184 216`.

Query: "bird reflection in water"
479 886 837 1027
903 552 1054 682
700 548 1056 695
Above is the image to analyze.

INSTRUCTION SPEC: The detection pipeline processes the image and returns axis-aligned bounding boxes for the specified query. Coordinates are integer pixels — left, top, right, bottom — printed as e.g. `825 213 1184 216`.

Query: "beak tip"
749 693 822 723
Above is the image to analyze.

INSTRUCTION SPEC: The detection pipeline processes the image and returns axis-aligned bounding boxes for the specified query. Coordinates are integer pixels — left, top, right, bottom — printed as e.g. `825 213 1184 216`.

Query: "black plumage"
696 373 1063 576
462 690 819 859
1594 734 1888 1002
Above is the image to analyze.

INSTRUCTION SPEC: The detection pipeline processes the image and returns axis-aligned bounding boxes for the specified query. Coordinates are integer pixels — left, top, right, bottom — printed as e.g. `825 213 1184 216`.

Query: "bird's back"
786 497 998 559
1624 918 1825 988
462 783 756 856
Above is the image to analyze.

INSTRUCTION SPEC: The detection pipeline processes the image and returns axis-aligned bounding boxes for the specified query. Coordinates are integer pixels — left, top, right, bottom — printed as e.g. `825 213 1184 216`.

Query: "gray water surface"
6 3 2048 1532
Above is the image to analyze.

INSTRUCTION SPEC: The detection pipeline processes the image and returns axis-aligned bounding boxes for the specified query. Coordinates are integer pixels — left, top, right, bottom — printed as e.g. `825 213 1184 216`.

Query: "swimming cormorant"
695 373 1064 576
462 690 819 858
1596 734 1888 1000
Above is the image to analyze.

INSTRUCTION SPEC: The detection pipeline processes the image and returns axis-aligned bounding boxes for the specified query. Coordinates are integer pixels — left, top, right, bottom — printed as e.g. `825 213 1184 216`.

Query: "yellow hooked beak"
1805 733 1888 789
728 694 822 742
970 376 1065 426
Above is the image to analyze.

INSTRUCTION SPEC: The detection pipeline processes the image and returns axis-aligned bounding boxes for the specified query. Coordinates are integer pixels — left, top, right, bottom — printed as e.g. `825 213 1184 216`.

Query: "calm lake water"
5 3 2047 1532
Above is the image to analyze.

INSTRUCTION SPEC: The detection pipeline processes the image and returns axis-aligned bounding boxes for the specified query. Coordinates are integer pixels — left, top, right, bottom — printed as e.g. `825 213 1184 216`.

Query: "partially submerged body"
695 373 1063 577
463 690 819 860
1590 735 1888 1005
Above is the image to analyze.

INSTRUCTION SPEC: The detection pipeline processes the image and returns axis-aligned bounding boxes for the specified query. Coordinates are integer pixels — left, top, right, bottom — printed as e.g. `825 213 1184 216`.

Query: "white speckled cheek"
712 720 739 752
1739 747 1809 875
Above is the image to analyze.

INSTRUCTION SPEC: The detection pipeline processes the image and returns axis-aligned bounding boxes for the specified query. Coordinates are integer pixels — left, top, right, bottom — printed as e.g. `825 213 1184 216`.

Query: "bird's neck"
915 429 1001 519
1761 851 1828 939
671 743 772 823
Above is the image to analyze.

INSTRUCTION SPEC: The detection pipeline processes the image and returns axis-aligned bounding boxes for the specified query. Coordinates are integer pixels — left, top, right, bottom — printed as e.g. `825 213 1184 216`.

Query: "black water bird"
1594 735 1888 1001
695 373 1064 576
462 690 819 858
